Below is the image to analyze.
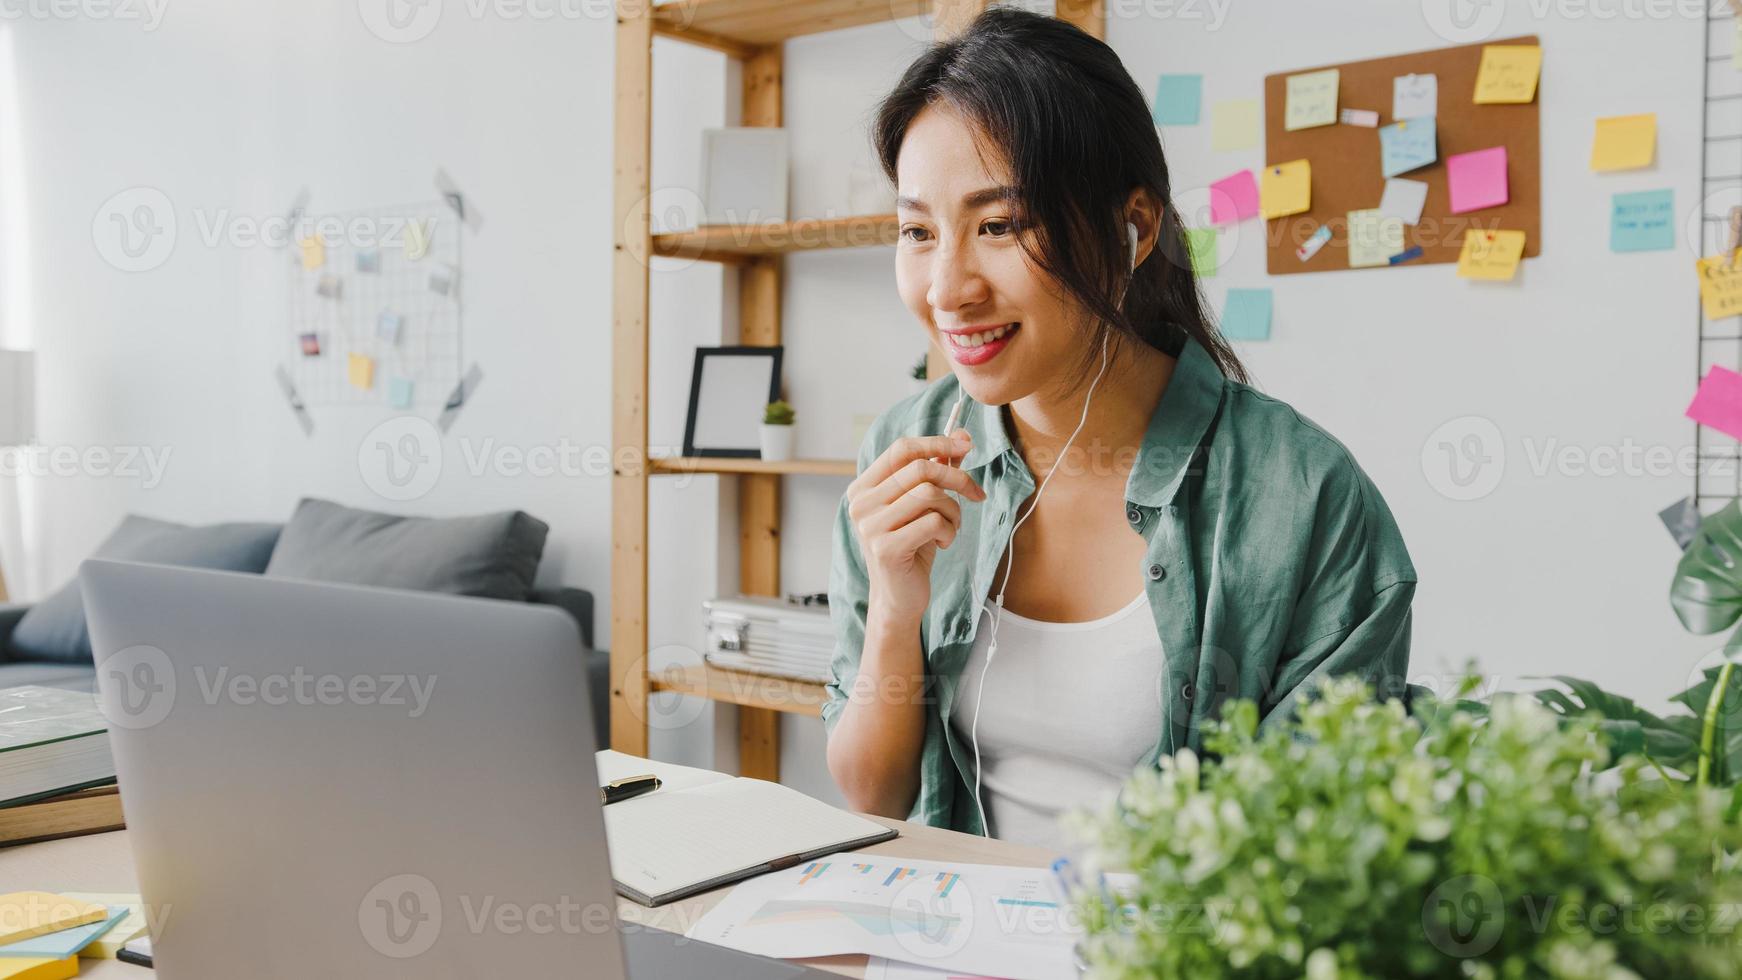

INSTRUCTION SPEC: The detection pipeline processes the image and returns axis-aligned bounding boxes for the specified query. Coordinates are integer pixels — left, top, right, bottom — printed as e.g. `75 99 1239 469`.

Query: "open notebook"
595 750 898 907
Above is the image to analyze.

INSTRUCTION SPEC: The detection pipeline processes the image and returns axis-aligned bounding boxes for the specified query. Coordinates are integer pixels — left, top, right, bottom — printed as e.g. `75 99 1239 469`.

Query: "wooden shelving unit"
612 0 1105 781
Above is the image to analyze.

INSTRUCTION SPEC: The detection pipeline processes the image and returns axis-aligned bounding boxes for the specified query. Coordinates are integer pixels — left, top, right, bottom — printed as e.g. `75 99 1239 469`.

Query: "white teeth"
949 324 1015 349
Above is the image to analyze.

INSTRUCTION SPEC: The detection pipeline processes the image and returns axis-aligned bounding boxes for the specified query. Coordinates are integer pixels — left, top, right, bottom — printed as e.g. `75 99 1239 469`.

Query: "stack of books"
0 892 150 979
702 595 833 682
0 688 119 848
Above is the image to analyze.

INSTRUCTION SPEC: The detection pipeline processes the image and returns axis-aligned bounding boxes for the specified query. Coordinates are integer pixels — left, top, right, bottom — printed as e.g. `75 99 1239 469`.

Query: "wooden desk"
0 817 1054 978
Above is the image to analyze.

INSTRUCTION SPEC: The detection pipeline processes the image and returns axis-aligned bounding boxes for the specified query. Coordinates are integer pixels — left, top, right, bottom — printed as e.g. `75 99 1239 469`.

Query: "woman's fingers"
850 458 985 524
850 433 976 497
859 483 963 541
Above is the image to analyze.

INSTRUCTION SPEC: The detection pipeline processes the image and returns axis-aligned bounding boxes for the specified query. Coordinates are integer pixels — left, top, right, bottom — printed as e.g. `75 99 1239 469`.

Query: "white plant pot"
759 424 794 462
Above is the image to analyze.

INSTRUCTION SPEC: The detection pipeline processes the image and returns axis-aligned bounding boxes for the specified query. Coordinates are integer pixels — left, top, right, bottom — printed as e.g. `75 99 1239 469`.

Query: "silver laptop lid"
80 558 626 980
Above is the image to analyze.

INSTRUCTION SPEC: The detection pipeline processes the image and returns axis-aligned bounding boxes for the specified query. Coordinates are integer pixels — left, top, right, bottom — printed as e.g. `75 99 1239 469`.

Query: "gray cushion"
263 498 547 601
9 515 282 664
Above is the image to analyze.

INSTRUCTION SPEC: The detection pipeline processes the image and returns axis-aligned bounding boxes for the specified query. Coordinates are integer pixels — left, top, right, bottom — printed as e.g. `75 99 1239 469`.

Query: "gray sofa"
0 501 613 750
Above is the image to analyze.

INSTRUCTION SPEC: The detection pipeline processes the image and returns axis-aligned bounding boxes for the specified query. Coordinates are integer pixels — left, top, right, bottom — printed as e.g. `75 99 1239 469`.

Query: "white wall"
0 1 1728 806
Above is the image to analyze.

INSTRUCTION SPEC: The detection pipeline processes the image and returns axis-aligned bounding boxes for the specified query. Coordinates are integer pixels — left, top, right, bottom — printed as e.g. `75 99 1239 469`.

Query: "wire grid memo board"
283 199 462 408
1695 7 1742 507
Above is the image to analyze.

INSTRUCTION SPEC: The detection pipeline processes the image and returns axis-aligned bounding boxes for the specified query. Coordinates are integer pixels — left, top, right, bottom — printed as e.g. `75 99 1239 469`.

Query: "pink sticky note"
1446 146 1509 215
1210 170 1260 225
1689 365 1742 442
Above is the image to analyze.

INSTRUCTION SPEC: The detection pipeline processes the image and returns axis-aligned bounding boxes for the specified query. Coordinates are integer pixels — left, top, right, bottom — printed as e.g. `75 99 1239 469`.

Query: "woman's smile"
940 322 1021 365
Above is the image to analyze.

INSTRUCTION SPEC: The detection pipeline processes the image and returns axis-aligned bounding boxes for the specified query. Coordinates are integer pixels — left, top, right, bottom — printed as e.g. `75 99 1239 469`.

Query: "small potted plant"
910 354 929 395
760 400 795 462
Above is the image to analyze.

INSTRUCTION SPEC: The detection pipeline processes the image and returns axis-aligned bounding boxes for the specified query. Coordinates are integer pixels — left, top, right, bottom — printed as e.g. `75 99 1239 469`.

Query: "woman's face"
894 105 1090 407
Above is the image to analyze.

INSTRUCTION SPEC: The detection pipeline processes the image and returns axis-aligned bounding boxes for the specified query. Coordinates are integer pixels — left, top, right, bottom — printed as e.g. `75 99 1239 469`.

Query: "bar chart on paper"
686 854 1084 980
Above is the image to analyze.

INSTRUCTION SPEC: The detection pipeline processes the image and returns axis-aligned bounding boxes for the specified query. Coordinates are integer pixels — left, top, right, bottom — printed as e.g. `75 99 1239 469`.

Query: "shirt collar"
952 334 1226 507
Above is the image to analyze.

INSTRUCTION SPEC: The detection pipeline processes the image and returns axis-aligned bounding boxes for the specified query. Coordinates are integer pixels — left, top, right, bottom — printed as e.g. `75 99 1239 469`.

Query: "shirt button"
1125 506 1142 526
1147 562 1166 581
1182 681 1195 701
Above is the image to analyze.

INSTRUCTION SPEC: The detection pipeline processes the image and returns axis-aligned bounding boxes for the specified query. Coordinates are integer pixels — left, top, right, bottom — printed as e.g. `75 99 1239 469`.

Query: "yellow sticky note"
1457 229 1527 280
348 353 375 390
298 235 325 270
1697 252 1742 320
1285 69 1339 131
405 220 432 261
1212 99 1260 151
0 892 108 946
0 958 78 980
1590 114 1656 172
1474 45 1542 104
1347 209 1404 268
1260 160 1311 219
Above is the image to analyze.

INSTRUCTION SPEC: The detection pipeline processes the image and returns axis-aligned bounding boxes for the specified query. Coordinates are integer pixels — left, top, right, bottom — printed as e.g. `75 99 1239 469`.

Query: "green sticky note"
1186 228 1218 277
1222 288 1272 341
1610 189 1674 253
1152 74 1202 126
389 377 415 409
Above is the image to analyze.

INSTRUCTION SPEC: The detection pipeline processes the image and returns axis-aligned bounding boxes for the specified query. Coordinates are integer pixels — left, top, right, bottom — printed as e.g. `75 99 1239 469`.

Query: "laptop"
79 558 838 979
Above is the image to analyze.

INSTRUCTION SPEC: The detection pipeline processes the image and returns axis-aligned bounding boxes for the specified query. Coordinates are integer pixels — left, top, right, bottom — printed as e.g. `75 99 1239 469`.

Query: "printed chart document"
686 851 1093 980
594 750 897 907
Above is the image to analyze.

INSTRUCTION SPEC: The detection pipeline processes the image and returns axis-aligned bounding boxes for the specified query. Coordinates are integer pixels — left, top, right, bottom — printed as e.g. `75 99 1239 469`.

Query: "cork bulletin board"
1262 35 1542 275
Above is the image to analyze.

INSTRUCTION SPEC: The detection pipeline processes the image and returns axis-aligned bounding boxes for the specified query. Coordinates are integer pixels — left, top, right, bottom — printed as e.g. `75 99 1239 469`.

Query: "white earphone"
963 221 1139 837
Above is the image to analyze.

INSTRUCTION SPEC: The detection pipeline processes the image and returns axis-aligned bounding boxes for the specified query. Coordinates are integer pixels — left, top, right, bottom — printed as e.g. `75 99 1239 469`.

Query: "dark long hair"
873 6 1247 386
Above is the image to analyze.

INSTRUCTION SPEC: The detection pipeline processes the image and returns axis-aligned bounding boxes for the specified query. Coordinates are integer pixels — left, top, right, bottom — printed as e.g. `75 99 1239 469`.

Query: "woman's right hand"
845 429 986 624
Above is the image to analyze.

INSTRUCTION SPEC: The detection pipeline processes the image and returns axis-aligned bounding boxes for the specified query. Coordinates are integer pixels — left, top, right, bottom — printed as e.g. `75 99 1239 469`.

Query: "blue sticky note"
389 377 415 409
1379 117 1437 178
0 907 127 958
1222 289 1273 341
1152 75 1202 126
1611 189 1675 253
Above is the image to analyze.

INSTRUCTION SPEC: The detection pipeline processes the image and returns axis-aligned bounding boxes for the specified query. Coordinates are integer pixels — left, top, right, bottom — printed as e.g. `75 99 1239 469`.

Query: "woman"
823 8 1416 849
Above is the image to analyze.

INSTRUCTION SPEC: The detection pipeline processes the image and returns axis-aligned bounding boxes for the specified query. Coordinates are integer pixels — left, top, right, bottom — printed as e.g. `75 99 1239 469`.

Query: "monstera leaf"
1531 675 1700 773
1671 498 1742 635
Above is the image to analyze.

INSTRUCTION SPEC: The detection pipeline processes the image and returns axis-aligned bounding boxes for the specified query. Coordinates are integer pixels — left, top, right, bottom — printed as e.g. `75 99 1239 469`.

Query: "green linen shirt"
823 334 1417 837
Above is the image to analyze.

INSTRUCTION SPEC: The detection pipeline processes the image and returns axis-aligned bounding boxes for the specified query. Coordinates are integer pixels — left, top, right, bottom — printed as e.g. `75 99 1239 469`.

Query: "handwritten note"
1260 160 1312 219
1186 228 1218 277
1697 252 1742 320
1379 178 1430 226
1222 289 1273 341
1285 69 1340 131
1474 45 1542 104
1340 108 1379 127
1687 364 1742 442
1379 118 1437 178
299 236 325 271
1153 74 1202 126
1210 170 1260 225
1610 190 1674 253
1447 146 1509 214
1347 209 1405 268
348 353 376 390
1457 229 1527 281
1591 114 1656 172
1393 73 1437 119
1212 99 1259 150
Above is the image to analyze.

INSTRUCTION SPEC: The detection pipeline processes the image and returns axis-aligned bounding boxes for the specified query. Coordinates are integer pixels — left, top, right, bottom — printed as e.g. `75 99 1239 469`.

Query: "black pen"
601 774 661 806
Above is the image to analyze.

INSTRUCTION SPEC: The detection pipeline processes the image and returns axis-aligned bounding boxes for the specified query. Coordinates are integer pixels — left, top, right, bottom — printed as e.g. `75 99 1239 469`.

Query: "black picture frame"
682 346 784 458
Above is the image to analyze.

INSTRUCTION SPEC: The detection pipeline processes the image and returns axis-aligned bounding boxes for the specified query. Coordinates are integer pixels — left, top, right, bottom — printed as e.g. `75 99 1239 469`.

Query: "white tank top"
948 591 1166 853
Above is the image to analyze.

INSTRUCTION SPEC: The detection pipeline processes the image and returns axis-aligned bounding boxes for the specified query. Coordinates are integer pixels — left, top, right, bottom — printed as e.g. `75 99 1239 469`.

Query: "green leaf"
1671 499 1742 635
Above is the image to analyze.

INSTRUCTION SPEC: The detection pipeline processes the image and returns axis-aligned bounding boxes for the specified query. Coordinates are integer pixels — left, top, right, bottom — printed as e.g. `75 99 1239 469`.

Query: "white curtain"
0 25 38 602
